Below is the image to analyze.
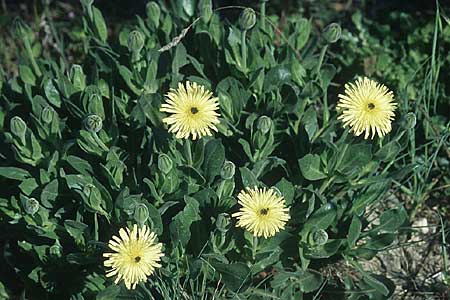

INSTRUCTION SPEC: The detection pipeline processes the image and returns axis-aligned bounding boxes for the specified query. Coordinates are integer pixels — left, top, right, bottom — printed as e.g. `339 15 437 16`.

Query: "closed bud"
257 115 272 134
308 229 328 246
41 106 54 124
405 112 416 129
216 213 231 233
323 23 341 43
239 8 256 31
127 30 145 53
220 161 235 179
24 198 39 215
10 116 27 142
158 153 173 174
146 2 161 28
13 18 33 41
134 203 149 225
69 64 86 91
83 114 103 133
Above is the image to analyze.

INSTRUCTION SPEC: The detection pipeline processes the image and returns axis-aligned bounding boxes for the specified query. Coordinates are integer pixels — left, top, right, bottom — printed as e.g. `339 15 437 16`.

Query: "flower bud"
323 23 341 43
10 116 27 143
41 106 55 124
405 112 416 129
257 116 272 134
308 229 328 246
134 203 149 225
216 213 231 233
146 2 161 28
24 198 39 215
158 154 173 174
220 161 235 180
69 65 86 91
127 30 145 53
83 114 103 133
239 8 256 31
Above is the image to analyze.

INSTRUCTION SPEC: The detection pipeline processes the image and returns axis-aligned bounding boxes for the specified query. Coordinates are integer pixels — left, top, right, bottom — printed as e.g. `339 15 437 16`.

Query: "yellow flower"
103 224 164 290
232 187 290 238
337 77 397 139
160 81 220 140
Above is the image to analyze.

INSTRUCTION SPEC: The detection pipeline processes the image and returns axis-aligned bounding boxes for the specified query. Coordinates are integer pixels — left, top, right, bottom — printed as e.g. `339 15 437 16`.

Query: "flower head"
103 224 164 290
337 77 397 139
160 81 220 140
232 187 290 238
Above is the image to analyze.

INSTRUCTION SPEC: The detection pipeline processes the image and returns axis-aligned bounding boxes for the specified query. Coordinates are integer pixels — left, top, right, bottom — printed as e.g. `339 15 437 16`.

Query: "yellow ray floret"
232 187 290 238
337 77 397 139
160 81 220 140
103 224 164 290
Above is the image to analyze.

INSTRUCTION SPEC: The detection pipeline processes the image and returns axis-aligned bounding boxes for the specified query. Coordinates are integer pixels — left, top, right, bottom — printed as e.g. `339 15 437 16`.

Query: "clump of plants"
0 1 415 299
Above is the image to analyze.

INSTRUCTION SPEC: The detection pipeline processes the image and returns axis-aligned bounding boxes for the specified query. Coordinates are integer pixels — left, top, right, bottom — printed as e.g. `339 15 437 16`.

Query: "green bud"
24 198 39 215
134 203 149 225
13 18 33 41
158 154 173 174
323 23 341 43
10 116 27 143
239 8 256 31
41 106 55 124
69 64 86 91
257 115 272 134
83 114 103 133
220 161 235 179
127 30 145 53
146 2 161 28
405 112 416 129
308 229 328 246
216 213 231 233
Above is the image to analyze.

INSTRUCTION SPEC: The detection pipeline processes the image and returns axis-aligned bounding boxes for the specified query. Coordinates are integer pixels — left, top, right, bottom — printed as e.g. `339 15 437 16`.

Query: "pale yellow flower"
103 224 163 290
232 187 290 238
337 77 397 139
160 81 220 140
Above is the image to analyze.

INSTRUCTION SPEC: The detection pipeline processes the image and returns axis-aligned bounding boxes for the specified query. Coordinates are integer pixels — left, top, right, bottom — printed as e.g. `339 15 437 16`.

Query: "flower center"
367 102 375 110
134 256 141 263
259 208 269 215
190 107 199 114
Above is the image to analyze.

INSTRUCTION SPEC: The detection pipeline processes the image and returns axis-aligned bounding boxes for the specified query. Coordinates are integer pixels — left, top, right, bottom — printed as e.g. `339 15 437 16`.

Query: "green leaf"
275 178 294 205
338 144 372 174
66 155 94 175
169 196 201 247
375 141 401 162
0 167 31 181
302 107 318 141
19 65 36 86
203 139 225 184
64 220 88 245
41 179 58 208
210 262 250 292
96 285 120 300
372 207 407 233
304 203 337 231
347 216 362 248
363 233 395 250
299 154 327 181
297 269 323 293
44 79 61 108
240 167 259 187
19 178 38 195
93 7 107 42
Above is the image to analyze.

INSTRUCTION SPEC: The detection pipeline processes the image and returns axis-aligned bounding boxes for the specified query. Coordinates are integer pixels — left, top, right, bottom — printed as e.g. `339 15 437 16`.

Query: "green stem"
260 1 266 31
94 213 99 241
185 140 193 166
241 29 248 72
252 235 258 261
317 45 329 124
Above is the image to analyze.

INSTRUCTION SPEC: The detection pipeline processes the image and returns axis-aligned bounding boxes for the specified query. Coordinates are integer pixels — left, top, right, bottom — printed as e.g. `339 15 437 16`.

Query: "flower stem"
241 29 248 72
252 235 258 261
260 1 266 31
185 140 193 166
